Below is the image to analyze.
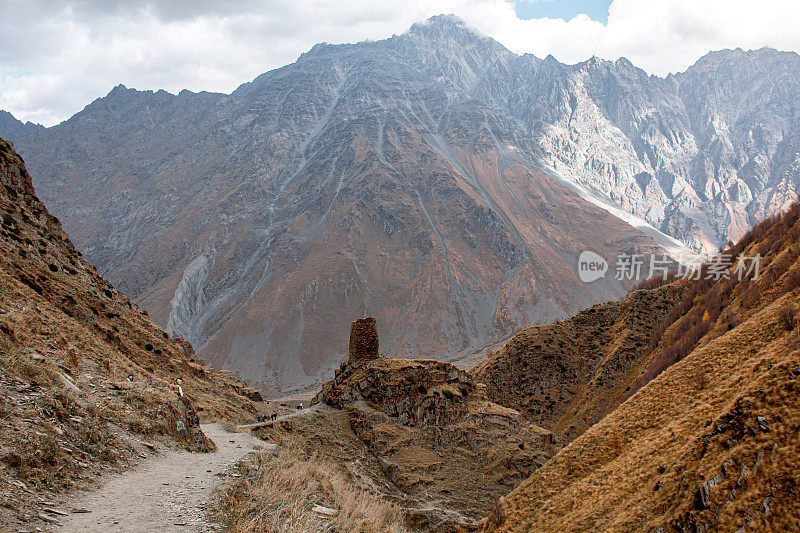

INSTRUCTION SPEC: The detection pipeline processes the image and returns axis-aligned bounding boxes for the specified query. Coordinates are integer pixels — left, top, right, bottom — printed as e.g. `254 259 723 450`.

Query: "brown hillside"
0 137 261 528
314 356 554 530
472 281 686 444
228 321 556 531
480 202 800 532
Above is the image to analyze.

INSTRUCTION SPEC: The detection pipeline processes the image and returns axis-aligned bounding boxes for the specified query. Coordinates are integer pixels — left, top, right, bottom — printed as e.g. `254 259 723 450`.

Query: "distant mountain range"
3 15 799 394
0 110 43 139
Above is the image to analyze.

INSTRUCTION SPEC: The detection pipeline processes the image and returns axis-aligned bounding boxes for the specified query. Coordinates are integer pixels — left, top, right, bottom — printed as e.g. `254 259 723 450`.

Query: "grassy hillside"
0 137 261 527
472 282 686 444
480 202 800 531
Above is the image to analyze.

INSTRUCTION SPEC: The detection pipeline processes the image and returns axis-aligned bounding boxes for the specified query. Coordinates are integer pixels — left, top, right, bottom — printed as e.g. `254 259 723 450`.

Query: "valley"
6 18 799 396
1 9 799 533
0 128 798 531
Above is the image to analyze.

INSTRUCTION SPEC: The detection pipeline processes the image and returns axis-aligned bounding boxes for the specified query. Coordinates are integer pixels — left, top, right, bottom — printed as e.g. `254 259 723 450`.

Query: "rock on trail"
58 424 271 532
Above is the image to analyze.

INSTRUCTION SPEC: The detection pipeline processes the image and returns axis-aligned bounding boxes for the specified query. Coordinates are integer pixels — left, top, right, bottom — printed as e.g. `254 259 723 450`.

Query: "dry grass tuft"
216 437 408 532
0 348 61 388
691 367 709 391
220 421 239 434
66 346 80 369
779 305 796 331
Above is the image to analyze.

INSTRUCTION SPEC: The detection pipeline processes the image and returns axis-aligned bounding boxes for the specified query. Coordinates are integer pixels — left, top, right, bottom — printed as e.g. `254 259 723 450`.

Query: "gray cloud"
3 0 800 126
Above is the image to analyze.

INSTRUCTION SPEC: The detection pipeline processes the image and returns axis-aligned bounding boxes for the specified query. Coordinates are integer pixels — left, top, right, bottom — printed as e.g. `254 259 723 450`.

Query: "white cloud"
2 0 800 126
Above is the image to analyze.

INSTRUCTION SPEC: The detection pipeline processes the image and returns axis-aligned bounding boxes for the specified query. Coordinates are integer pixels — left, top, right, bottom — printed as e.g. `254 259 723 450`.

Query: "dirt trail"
58 424 271 532
237 404 320 430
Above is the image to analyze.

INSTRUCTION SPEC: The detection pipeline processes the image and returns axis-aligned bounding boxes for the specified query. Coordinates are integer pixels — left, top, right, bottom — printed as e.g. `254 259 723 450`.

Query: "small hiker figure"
298 402 303 410
170 378 183 398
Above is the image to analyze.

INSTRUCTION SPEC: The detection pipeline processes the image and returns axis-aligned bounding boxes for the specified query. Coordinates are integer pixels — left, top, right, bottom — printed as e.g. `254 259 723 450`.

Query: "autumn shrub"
731 204 795 257
783 267 800 293
660 317 709 366
641 202 800 394
67 348 80 369
767 249 796 281
632 270 679 292
1 433 65 489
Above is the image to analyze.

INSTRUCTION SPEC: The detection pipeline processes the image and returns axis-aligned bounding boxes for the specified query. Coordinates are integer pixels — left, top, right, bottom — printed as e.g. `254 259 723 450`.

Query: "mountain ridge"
4 15 799 394
0 110 44 139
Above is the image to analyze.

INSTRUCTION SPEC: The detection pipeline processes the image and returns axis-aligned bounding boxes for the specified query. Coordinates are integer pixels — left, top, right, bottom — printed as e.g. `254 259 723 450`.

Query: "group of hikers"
256 401 303 423
170 377 305 425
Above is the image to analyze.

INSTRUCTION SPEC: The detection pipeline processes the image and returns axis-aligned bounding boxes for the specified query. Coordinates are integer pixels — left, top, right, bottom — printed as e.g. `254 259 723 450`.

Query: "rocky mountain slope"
478 46 800 256
480 202 800 531
1 16 673 396
0 137 261 529
472 280 686 444
5 16 800 395
237 319 555 531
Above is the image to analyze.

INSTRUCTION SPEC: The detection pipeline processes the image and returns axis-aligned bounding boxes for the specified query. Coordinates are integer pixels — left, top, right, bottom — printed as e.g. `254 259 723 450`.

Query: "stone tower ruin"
349 317 379 361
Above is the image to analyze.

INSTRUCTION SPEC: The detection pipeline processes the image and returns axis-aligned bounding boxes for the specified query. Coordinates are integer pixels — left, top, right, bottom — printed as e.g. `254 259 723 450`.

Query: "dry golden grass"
480 202 800 532
482 294 800 532
0 346 63 388
215 436 408 532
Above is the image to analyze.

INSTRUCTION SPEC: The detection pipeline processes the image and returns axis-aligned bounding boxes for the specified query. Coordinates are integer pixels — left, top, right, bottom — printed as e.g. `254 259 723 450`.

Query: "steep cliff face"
6 16 800 394
476 47 800 255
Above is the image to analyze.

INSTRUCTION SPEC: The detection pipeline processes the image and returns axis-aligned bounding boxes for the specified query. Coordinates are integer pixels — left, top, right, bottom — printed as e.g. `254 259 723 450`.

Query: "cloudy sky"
3 0 800 126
